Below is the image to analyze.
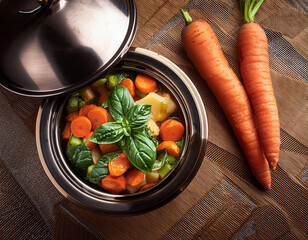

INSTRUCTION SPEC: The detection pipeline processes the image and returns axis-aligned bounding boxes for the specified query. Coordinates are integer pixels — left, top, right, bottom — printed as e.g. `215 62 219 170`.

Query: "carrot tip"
269 162 277 171
264 182 271 190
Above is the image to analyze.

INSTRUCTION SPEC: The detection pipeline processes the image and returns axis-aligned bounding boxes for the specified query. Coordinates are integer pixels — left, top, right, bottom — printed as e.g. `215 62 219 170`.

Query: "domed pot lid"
0 0 137 97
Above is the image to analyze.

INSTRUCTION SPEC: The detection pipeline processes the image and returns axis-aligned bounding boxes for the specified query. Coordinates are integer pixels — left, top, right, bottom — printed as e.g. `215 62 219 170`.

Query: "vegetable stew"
62 70 185 194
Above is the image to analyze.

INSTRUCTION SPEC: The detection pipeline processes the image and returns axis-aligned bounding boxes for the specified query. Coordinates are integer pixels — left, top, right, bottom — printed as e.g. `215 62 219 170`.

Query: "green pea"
107 75 118 89
66 96 79 112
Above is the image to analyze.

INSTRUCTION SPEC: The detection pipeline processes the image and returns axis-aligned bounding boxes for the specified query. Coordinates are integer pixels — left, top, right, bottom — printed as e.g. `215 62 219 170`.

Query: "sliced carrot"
83 131 96 151
160 119 185 142
101 175 126 194
79 104 96 116
119 78 136 98
157 141 180 157
87 106 107 130
62 122 71 142
108 153 130 177
70 116 92 138
126 170 145 187
135 74 157 94
139 183 154 192
99 143 120 155
65 111 79 122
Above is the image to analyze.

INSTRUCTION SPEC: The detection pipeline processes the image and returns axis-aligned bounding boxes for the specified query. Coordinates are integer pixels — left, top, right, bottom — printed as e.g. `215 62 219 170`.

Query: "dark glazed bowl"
36 48 208 215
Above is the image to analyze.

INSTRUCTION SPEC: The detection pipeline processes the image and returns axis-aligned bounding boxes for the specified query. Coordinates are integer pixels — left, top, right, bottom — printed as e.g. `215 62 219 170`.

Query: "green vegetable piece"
181 9 192 26
86 164 95 180
135 89 147 98
66 96 79 112
239 0 264 23
101 101 108 108
159 162 173 179
125 133 156 172
67 135 82 150
71 92 80 97
107 75 118 89
153 149 168 171
78 98 87 109
166 155 176 165
89 153 120 184
90 122 125 144
176 137 185 156
108 85 134 122
66 143 92 176
92 78 107 88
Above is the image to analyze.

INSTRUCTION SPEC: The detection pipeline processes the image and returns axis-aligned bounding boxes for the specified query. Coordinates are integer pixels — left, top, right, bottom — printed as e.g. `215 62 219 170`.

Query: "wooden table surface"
0 0 307 239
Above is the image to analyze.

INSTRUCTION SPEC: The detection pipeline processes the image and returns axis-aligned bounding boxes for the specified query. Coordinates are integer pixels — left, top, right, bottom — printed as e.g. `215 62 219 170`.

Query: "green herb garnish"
90 85 156 172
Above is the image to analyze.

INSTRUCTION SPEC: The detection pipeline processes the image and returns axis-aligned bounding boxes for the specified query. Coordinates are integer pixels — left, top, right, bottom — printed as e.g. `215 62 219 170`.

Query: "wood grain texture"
0 0 307 239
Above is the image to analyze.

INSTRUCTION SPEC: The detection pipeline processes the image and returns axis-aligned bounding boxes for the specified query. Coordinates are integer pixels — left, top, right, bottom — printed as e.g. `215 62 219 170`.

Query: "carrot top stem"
239 0 264 23
181 9 192 25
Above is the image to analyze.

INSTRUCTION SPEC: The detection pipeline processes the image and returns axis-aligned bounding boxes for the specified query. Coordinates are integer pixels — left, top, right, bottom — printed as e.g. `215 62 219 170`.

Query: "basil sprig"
66 142 92 176
90 85 156 172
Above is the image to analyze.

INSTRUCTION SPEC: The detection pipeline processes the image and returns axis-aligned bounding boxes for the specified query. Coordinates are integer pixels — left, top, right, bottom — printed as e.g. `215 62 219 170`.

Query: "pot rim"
36 47 208 215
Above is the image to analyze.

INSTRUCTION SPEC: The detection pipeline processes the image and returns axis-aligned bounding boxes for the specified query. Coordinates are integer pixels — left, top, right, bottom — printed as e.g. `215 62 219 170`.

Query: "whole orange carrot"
181 9 271 189
238 0 280 170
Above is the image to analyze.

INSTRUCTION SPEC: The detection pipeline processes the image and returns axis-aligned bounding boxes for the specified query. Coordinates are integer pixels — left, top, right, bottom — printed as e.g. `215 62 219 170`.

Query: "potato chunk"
91 147 102 164
126 177 147 194
135 92 177 121
147 118 160 137
146 171 160 183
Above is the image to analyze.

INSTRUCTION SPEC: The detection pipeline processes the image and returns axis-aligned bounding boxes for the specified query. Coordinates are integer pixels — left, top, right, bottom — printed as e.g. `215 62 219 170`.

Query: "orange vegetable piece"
65 111 79 122
87 106 107 130
79 104 96 116
108 153 130 177
157 141 180 157
126 170 145 187
62 122 71 142
119 78 136 98
139 183 154 192
181 10 271 189
160 119 184 142
101 175 126 194
99 93 108 105
70 115 92 138
99 143 120 155
238 23 280 171
83 131 96 151
135 74 157 94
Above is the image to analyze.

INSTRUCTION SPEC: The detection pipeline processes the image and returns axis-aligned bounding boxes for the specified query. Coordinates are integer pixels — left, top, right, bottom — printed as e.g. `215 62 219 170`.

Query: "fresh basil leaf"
117 138 126 150
119 72 137 83
176 137 185 156
127 104 151 130
125 133 156 172
66 143 92 176
108 85 134 121
89 153 120 184
90 122 124 144
144 127 159 147
153 149 168 170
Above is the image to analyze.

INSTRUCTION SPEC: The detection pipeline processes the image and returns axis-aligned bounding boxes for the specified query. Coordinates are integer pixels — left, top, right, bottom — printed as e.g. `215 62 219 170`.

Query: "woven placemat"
0 0 307 239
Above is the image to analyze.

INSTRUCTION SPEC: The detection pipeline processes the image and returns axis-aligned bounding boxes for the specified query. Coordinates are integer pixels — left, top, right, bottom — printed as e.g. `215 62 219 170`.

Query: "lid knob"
18 0 54 15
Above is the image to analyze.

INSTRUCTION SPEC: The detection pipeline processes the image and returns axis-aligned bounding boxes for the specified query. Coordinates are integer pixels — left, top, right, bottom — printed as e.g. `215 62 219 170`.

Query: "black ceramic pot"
36 47 208 215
